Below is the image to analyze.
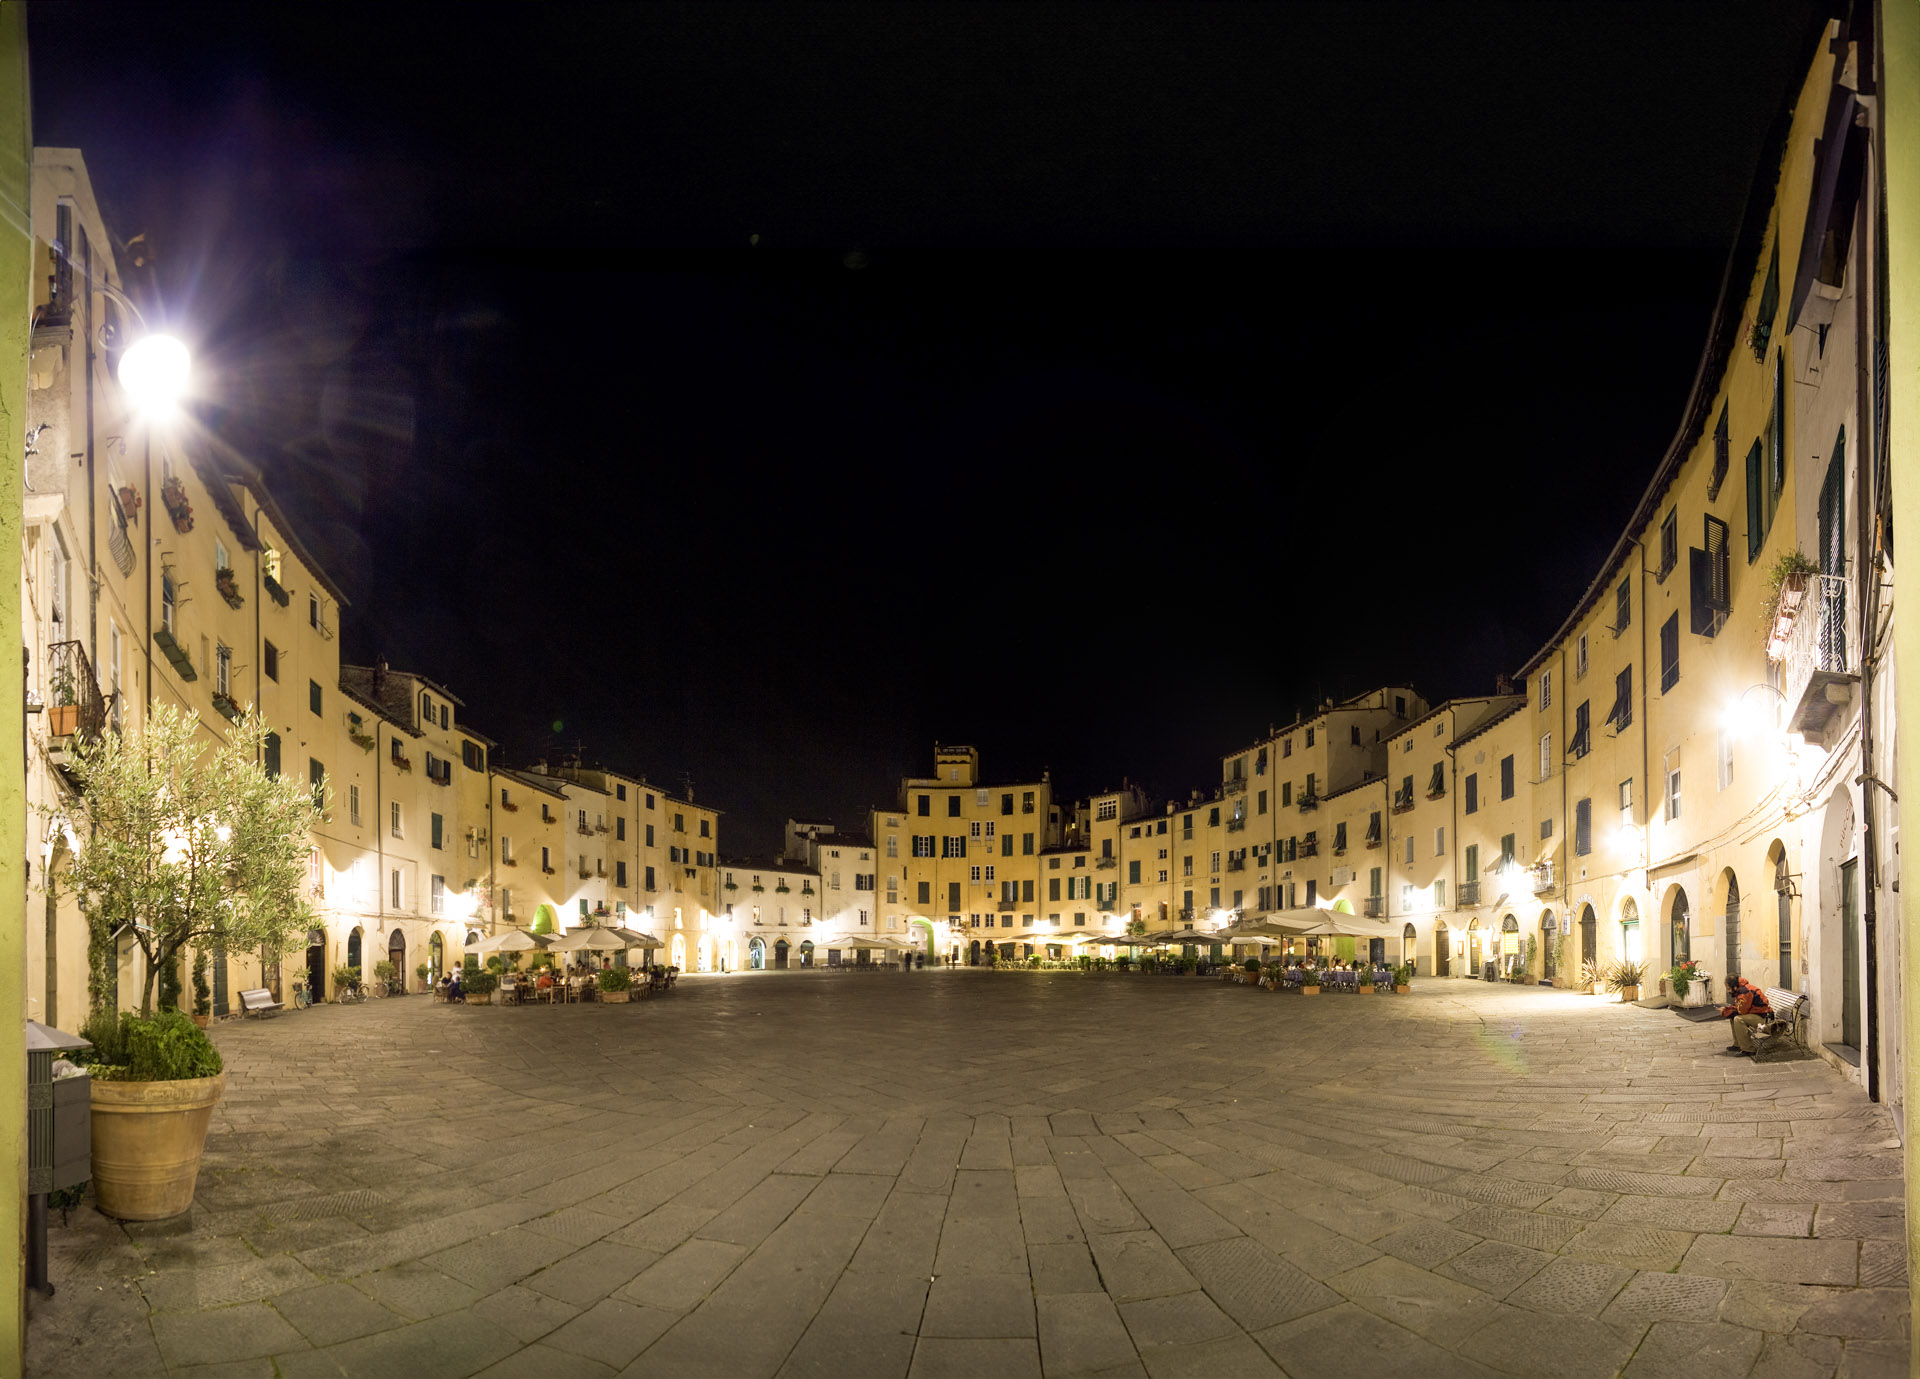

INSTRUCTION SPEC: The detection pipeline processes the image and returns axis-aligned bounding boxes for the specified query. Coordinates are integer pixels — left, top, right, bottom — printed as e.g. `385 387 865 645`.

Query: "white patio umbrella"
466 929 552 954
551 927 628 952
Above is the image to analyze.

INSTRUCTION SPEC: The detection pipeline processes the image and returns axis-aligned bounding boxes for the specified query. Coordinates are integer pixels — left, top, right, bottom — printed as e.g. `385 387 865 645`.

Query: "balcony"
1362 896 1384 919
997 899 1017 912
1225 859 1246 873
578 823 594 836
1297 794 1319 813
1222 777 1247 796
263 572 290 607
1299 836 1319 858
1457 879 1481 907
1776 574 1857 741
44 640 106 777
1364 830 1382 849
1530 861 1555 895
1226 817 1246 833
211 691 242 723
1391 791 1415 815
1095 856 1117 869
578 864 591 879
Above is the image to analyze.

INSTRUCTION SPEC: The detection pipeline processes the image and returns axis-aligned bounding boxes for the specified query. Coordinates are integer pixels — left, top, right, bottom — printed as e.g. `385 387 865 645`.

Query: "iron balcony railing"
1531 861 1556 894
45 640 106 743
1362 896 1384 918
1457 880 1481 907
1781 573 1857 737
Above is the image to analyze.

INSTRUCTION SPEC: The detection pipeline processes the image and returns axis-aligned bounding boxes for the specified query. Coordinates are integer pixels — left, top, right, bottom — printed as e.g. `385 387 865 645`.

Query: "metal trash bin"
27 1020 93 1296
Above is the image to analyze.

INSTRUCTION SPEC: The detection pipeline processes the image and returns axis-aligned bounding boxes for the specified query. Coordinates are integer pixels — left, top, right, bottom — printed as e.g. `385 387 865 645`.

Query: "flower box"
160 476 193 533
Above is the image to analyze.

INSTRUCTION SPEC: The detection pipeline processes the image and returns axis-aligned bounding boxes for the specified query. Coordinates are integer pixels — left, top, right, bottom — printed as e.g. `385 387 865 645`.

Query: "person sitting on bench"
1720 977 1772 1054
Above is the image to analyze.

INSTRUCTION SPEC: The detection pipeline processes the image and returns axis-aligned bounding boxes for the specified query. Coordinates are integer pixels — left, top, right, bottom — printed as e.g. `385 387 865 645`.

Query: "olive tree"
59 703 320 1016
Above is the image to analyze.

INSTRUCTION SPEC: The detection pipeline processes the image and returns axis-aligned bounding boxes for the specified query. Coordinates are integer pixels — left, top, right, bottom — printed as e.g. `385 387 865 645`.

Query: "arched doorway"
910 917 935 963
428 932 445 984
388 930 407 993
532 903 557 935
1466 919 1484 976
774 939 790 969
969 940 981 966
1435 921 1450 976
692 934 710 972
347 926 363 974
1402 923 1416 971
1669 888 1690 968
1579 905 1596 970
1501 914 1519 976
1723 872 1741 982
1772 845 1792 989
799 940 814 967
749 937 766 970
1619 898 1641 966
1540 912 1556 981
306 927 327 1002
669 934 687 970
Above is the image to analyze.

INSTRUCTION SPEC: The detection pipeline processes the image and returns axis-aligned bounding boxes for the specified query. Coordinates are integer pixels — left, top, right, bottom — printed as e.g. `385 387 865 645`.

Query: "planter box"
1301 985 1321 995
47 704 79 736
90 1072 225 1220
1356 984 1375 994
1394 984 1410 993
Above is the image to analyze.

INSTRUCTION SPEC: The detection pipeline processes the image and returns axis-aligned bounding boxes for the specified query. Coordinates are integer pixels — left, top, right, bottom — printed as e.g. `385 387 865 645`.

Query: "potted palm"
1606 961 1646 1004
1580 959 1605 996
1356 966 1376 995
1393 962 1413 994
55 706 316 1221
1301 961 1322 996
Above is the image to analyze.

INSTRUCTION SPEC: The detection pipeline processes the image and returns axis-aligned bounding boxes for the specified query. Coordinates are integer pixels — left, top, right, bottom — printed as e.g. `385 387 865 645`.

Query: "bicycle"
336 976 366 1004
291 978 311 1010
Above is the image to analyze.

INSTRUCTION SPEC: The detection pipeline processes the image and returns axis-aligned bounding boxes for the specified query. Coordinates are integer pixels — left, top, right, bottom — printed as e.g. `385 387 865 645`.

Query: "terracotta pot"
90 1072 226 1221
1592 983 1607 996
191 1014 210 1029
1394 984 1410 993
1619 986 1640 1003
47 705 78 736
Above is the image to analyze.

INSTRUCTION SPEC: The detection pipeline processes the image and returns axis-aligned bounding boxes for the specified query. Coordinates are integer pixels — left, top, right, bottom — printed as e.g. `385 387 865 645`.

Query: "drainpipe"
1854 138 1882 1103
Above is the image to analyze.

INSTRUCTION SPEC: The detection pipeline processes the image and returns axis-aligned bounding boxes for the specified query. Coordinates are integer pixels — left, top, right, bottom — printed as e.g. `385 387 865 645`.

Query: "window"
645 793 655 809
969 821 982 840
1334 822 1347 852
1282 737 1293 758
1404 836 1414 866
616 817 626 840
1464 774 1478 815
1432 880 1445 908
462 740 484 771
976 789 989 807
969 865 981 883
1574 799 1591 856
1281 782 1292 807
917 794 930 816
886 835 898 858
913 835 934 858
306 679 321 716
1257 790 1267 815
1096 798 1117 821
1306 727 1315 747
1464 845 1478 881
645 823 655 846
1658 508 1678 581
1605 666 1633 734
431 876 445 916
1717 728 1734 791
431 812 444 850
1542 817 1554 839
392 870 402 909
1500 756 1515 800
947 795 961 818
1050 877 1062 901
1001 793 1013 815
391 801 403 838
1570 701 1590 759
1128 861 1141 884
262 640 278 681
616 861 627 886
645 865 656 891
1500 833 1516 868
215 642 231 697
1538 733 1552 782
1539 670 1551 712
1615 576 1630 636
309 759 325 810
1660 613 1680 692
309 593 320 629
1434 827 1445 857
942 836 966 859
1618 778 1633 825
700 819 710 837
1691 513 1731 637
1209 850 1220 873
1575 633 1588 678
1022 792 1035 813
349 783 361 826
1350 725 1361 745
262 731 281 778
1666 757 1682 820
1022 832 1034 855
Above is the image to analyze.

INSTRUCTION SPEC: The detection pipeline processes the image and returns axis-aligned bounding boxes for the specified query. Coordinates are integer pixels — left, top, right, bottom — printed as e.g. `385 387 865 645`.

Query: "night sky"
28 2 1832 852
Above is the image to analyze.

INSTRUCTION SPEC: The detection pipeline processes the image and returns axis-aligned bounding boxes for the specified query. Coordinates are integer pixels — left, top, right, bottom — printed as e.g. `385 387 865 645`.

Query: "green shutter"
1746 439 1765 559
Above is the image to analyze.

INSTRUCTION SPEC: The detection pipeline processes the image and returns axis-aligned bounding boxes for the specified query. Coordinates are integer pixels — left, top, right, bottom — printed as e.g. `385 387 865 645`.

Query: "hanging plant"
160 476 193 533
1760 548 1819 630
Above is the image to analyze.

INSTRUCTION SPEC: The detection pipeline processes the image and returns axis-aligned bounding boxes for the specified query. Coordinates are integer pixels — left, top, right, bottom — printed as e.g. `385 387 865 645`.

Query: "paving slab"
28 973 1902 1377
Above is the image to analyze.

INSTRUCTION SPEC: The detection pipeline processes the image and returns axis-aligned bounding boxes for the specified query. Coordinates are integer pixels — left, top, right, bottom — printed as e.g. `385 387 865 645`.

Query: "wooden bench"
239 988 283 1019
1754 987 1808 1053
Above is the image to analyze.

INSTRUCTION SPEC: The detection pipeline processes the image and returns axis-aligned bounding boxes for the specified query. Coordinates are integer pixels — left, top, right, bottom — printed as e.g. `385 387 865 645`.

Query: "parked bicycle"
291 977 311 1009
335 973 366 1004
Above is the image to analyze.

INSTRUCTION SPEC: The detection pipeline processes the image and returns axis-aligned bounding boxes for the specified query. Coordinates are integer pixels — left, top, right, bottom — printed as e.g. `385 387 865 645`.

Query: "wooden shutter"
263 732 280 778
1746 439 1765 559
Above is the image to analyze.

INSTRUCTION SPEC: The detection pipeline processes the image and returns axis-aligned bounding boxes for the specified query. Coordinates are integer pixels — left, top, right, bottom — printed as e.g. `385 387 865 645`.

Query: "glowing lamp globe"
118 334 191 414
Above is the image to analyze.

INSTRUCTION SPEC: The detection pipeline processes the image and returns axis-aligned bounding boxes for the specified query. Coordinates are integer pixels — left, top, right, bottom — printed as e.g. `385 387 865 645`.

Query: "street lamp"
118 333 191 416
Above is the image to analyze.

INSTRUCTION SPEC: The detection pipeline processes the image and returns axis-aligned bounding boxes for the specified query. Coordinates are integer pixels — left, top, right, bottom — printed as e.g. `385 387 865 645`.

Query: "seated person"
446 972 464 1002
536 968 554 993
1719 977 1772 1053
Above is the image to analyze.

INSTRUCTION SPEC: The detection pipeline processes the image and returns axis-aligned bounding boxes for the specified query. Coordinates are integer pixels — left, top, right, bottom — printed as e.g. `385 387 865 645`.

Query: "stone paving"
24 969 1911 1378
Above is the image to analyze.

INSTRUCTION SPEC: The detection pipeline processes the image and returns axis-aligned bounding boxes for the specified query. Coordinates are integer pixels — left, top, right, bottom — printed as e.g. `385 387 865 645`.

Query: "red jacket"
1721 981 1771 1018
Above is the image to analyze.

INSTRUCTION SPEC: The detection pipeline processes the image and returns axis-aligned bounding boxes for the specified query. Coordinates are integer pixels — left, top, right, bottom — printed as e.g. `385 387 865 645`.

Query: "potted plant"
1606 961 1646 1003
1116 954 1132 972
1301 962 1322 996
214 566 244 609
160 475 193 533
190 949 211 1028
1243 957 1261 985
597 967 634 1002
331 964 361 1001
1580 959 1605 996
1356 966 1376 995
116 484 141 524
463 967 499 1005
80 1009 225 1220
415 961 430 993
373 958 399 996
47 662 78 737
1393 962 1413 993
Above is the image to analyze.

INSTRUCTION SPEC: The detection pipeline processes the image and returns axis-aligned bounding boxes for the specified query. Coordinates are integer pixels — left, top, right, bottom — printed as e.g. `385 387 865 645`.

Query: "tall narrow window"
1614 576 1630 634
1574 799 1591 856
1660 613 1680 692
